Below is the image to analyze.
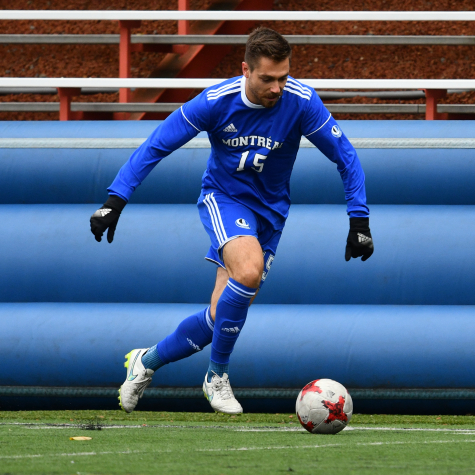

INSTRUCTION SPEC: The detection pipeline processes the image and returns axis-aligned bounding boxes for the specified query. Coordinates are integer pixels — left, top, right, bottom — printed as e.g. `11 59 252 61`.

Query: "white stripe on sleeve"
180 107 201 132
305 113 332 137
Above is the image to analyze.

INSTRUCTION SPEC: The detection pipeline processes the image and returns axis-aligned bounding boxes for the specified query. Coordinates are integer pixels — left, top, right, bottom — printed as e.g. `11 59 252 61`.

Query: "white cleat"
203 372 243 415
118 348 154 413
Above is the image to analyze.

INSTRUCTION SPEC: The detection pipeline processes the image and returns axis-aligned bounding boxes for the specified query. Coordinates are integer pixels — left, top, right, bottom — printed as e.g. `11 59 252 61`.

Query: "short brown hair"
245 27 292 71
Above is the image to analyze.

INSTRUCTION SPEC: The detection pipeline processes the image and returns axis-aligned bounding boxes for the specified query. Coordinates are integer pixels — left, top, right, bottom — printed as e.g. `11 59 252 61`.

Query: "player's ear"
242 61 250 78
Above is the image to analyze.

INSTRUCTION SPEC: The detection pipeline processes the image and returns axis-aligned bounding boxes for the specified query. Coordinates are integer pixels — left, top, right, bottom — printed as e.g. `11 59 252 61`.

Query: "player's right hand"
90 195 127 243
345 217 374 262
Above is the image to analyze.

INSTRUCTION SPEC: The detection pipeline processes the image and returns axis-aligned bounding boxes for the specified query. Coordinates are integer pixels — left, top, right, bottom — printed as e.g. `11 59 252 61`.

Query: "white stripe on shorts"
203 193 224 244
209 193 228 243
203 193 228 245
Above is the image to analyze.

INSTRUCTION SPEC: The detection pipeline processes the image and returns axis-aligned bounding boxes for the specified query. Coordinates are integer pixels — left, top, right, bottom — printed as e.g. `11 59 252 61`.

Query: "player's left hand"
345 217 374 261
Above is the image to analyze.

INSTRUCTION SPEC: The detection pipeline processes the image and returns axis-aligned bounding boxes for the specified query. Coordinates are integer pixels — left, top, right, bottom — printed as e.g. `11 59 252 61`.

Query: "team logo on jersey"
223 123 238 133
235 218 250 229
331 125 342 138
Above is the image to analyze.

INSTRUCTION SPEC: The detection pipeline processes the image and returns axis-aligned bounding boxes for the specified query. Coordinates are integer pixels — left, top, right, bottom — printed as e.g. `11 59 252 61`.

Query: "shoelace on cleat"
212 377 234 400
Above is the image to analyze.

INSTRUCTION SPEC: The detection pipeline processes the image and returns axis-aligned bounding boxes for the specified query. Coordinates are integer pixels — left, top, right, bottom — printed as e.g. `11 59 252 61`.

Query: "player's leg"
119 271 221 413
209 266 228 320
199 193 283 413
209 235 263 373
119 264 244 414
119 192 262 413
141 265 236 383
120 249 263 415
210 266 259 320
139 266 229 390
118 304 215 413
203 235 264 414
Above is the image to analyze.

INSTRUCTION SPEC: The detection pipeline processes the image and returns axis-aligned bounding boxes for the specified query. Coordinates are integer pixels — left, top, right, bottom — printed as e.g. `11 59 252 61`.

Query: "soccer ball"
296 378 353 434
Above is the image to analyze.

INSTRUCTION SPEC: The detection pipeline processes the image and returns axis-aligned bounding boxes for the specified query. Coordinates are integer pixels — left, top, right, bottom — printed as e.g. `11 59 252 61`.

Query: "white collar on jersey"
240 76 265 109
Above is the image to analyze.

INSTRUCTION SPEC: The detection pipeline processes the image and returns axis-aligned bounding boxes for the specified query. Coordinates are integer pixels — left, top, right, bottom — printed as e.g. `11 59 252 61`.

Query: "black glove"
90 195 127 243
345 217 374 262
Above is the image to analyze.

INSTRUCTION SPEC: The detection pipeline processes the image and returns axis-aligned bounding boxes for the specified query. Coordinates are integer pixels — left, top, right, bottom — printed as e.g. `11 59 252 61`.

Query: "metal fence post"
57 87 81 120
174 0 190 55
118 20 142 104
424 89 448 120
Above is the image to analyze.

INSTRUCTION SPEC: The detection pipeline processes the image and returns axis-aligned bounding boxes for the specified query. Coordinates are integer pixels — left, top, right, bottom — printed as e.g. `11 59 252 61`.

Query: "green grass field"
1 411 475 474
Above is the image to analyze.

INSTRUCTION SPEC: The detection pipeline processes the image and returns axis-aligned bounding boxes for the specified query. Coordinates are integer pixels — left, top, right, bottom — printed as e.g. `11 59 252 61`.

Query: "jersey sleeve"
302 92 369 218
107 92 211 201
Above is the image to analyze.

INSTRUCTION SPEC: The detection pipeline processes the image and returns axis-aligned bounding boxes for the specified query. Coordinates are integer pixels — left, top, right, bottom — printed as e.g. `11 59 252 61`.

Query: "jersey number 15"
236 151 267 173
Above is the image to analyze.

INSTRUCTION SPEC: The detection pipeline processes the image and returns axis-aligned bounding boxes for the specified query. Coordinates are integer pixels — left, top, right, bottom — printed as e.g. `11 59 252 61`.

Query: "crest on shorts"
235 218 250 229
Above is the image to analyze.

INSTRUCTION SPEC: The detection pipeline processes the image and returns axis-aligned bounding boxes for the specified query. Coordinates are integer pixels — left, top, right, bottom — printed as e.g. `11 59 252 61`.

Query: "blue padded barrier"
2 303 475 390
2 119 474 139
0 148 204 205
2 147 475 206
1 119 475 414
1 204 475 305
1 121 475 205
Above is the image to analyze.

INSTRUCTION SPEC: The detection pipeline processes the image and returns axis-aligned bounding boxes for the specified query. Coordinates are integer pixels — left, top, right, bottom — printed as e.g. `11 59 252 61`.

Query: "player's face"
242 56 290 108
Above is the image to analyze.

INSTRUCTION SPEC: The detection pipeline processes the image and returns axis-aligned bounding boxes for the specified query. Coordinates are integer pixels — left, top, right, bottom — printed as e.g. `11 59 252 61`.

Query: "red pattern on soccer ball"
323 395 348 423
297 413 315 433
299 380 322 401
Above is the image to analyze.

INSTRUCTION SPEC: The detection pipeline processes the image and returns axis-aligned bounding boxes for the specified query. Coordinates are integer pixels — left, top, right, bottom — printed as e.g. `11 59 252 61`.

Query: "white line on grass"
0 422 306 432
347 426 475 433
0 450 144 460
1 422 147 428
3 422 475 433
23 426 142 430
3 439 475 460
234 427 304 432
198 439 475 452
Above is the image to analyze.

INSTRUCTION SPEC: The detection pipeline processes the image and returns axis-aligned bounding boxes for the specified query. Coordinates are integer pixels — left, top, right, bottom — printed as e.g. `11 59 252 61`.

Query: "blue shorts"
197 191 282 287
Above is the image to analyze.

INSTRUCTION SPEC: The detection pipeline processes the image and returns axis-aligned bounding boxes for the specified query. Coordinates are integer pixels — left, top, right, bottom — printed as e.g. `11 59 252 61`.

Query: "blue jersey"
109 75 369 230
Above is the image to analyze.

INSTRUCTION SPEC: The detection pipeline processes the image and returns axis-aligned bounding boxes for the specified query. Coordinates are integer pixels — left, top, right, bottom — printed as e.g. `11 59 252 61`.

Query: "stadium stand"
1 9 475 119
1 78 475 119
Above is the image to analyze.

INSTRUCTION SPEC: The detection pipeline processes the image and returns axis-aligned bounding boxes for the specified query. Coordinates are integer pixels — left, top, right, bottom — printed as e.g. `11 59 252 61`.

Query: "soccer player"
90 28 373 415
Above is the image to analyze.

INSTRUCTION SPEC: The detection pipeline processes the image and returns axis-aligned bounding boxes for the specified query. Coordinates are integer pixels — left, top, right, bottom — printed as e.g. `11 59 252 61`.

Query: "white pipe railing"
1 34 475 45
2 138 475 149
0 78 474 90
1 11 475 21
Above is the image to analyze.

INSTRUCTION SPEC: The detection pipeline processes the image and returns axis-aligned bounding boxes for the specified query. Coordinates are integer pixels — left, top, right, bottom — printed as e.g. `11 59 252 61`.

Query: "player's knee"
232 263 262 289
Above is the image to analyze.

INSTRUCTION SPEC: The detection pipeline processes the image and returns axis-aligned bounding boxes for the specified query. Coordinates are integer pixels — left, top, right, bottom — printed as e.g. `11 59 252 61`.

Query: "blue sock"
142 307 214 371
141 345 164 371
208 278 257 381
207 360 229 381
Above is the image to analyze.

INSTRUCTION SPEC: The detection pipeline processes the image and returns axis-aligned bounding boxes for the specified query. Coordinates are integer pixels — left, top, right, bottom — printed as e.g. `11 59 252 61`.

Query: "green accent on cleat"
124 351 133 369
118 388 126 412
118 349 152 413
